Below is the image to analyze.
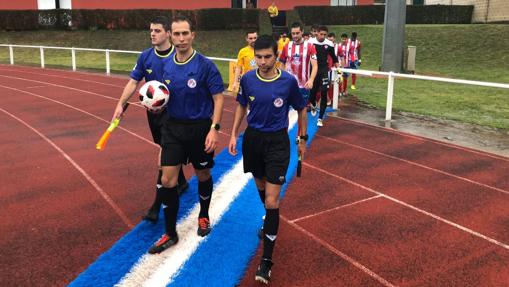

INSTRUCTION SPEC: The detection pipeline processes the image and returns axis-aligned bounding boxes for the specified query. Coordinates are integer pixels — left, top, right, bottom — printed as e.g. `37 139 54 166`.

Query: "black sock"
262 208 279 260
149 170 163 211
198 177 213 219
160 186 179 237
257 189 265 204
178 168 187 186
319 90 328 119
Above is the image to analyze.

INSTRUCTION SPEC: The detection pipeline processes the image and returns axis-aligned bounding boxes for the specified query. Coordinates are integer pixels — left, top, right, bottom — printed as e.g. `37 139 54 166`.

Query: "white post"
9 45 14 65
105 49 110 75
332 69 340 110
385 71 395 121
40 46 45 68
71 48 76 71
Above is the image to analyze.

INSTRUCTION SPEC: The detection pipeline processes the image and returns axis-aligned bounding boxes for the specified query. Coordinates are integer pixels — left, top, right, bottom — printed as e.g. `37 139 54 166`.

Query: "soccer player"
310 24 319 39
148 15 225 254
231 30 258 93
111 16 188 223
228 35 308 285
338 33 350 96
309 25 340 127
349 32 362 90
279 21 318 140
276 32 289 56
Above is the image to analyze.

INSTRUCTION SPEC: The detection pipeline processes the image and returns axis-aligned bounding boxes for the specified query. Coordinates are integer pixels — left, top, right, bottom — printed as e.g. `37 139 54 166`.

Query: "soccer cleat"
197 217 211 237
255 258 274 284
142 207 159 223
177 181 189 195
148 233 178 254
317 119 323 127
351 85 356 90
310 104 317 116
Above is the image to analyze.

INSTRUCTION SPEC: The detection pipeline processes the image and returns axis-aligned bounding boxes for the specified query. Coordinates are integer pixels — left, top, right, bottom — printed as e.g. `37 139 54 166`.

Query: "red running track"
1 65 508 287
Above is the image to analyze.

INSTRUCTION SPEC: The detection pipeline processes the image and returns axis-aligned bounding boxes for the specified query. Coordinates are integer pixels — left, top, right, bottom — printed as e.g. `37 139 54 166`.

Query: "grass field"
0 25 508 129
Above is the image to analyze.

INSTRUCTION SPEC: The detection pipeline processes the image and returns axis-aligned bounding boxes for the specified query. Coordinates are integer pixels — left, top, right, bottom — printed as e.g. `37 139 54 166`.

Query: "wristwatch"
299 134 309 141
211 123 220 131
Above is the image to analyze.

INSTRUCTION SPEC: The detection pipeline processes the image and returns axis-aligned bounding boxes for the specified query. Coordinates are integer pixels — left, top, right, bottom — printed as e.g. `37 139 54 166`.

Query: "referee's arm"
228 103 248 156
205 92 224 153
112 78 139 122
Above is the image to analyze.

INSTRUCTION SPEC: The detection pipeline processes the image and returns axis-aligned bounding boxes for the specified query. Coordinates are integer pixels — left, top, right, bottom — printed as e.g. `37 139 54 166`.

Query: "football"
139 80 170 113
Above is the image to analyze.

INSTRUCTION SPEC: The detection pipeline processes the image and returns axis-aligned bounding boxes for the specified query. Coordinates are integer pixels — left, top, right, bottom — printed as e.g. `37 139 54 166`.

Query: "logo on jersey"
273 97 283 108
249 58 257 68
146 69 152 74
278 175 285 182
249 96 255 102
292 53 301 65
165 79 171 85
187 79 197 88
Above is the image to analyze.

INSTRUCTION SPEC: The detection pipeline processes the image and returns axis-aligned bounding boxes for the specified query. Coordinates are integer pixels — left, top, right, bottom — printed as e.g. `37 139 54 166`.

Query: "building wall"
357 0 376 5
424 0 509 22
0 0 37 10
71 0 230 10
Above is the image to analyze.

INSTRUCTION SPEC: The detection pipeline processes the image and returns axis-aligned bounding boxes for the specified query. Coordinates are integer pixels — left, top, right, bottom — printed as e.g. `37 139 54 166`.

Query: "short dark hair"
290 22 303 31
311 24 319 30
171 15 194 32
341 33 348 38
318 25 328 33
351 32 357 39
151 16 170 31
254 34 277 55
327 32 335 38
246 29 258 35
303 32 310 37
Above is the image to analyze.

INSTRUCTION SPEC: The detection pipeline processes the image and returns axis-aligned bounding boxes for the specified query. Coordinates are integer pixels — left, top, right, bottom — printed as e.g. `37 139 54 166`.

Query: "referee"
228 35 307 284
148 15 225 254
111 16 188 223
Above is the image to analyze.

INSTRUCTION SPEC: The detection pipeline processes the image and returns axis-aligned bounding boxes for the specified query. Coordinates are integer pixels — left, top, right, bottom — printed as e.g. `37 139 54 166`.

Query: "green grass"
0 25 508 129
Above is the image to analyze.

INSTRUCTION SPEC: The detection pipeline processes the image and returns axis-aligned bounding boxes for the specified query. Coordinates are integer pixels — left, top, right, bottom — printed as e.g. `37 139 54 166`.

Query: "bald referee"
111 16 188 223
148 15 225 254
228 35 307 284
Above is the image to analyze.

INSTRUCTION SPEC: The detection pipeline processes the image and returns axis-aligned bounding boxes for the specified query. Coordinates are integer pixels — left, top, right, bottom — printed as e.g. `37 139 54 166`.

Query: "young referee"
111 16 188 223
148 15 225 254
228 35 307 284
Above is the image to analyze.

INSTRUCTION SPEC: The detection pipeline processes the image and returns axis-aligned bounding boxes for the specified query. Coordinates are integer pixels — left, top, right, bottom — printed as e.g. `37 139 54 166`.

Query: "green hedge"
0 9 259 31
295 5 473 25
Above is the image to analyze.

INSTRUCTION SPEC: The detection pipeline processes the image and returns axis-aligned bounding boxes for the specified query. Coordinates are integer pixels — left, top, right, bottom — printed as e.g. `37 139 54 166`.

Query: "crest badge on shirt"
273 97 283 108
249 58 257 68
187 78 197 88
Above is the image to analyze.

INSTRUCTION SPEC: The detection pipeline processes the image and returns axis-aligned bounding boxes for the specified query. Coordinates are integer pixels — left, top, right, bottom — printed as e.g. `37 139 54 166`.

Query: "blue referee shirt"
162 50 224 120
130 46 174 82
237 69 306 132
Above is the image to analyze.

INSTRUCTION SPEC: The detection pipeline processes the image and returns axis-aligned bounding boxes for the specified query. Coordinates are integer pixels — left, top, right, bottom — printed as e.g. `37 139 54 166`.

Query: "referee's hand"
205 129 219 153
228 136 237 156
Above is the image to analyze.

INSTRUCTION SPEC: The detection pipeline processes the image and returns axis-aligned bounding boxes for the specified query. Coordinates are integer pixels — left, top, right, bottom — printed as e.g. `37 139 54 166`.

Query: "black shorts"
146 109 168 145
311 70 330 92
160 118 214 170
242 127 290 185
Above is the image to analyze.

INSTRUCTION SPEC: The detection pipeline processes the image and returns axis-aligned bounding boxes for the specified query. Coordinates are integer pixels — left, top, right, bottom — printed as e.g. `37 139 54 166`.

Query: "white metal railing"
2 44 508 122
0 44 235 76
332 67 509 121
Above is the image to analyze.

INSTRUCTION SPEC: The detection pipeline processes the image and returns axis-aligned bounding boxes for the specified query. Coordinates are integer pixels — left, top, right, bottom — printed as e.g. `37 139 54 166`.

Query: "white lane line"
304 161 509 251
0 107 134 229
282 215 397 287
290 195 383 223
0 68 129 89
116 110 299 287
0 84 157 148
327 116 509 162
316 134 509 196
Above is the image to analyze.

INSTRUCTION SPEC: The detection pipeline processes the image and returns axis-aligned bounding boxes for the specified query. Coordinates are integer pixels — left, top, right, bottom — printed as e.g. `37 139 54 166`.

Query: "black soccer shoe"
177 181 189 195
197 217 211 237
142 207 159 223
148 233 179 254
255 258 273 284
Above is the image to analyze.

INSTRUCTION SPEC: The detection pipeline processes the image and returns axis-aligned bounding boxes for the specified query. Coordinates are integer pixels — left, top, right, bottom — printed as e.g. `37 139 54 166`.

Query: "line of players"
233 23 362 128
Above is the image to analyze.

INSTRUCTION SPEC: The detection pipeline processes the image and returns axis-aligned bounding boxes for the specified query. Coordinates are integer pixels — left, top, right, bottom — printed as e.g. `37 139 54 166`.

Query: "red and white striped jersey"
348 39 361 62
279 40 317 88
337 40 350 66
